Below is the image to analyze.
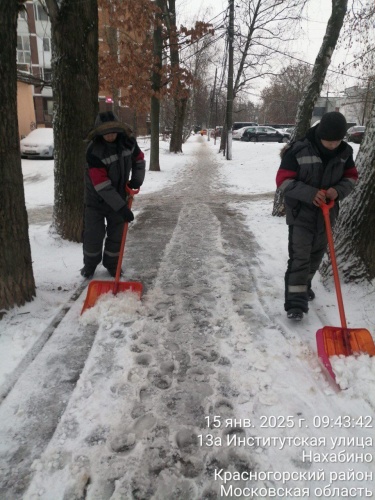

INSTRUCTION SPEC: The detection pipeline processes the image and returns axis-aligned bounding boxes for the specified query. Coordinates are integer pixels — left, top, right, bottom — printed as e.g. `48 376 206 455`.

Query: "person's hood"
86 120 133 142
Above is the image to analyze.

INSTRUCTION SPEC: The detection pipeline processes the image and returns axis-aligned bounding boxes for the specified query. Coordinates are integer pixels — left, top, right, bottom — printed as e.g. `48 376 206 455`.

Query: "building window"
17 35 31 65
43 68 52 83
313 107 326 117
43 38 51 51
34 3 49 21
43 99 54 123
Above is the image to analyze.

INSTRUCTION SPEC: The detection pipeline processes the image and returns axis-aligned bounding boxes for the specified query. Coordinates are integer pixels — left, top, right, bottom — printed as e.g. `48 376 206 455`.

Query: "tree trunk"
149 0 163 171
150 94 161 171
321 95 375 282
46 0 98 242
219 124 227 154
272 0 348 216
164 0 187 154
225 0 234 160
0 1 36 313
170 97 187 153
292 0 348 141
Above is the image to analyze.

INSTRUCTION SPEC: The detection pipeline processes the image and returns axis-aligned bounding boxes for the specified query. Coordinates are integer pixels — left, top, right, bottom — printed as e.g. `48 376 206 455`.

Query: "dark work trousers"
83 205 125 272
284 224 327 312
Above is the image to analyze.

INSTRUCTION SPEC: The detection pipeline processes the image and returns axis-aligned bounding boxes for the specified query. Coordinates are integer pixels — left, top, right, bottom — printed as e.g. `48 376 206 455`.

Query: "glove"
127 179 141 190
118 205 134 222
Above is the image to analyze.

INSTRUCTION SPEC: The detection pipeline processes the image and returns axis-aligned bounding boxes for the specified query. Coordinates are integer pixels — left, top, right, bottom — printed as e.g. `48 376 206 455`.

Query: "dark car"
241 126 290 143
346 125 365 144
232 121 258 131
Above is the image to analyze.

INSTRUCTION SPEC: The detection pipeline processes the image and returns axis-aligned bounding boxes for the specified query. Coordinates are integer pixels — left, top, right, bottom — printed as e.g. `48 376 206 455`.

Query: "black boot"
80 265 96 278
307 279 315 301
287 308 304 321
106 267 123 278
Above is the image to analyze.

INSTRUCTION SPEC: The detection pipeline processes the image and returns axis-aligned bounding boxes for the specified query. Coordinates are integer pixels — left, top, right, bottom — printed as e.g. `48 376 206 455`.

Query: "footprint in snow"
258 391 279 405
135 353 153 366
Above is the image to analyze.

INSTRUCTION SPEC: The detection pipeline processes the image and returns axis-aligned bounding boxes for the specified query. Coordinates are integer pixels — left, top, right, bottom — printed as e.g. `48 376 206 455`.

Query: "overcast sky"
178 0 362 100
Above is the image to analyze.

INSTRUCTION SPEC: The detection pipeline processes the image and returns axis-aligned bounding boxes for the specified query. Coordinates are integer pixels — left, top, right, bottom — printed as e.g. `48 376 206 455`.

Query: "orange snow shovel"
81 185 142 314
316 198 375 379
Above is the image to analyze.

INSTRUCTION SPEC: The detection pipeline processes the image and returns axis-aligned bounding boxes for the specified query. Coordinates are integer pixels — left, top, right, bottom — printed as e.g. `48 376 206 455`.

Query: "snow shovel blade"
81 280 143 314
316 327 375 380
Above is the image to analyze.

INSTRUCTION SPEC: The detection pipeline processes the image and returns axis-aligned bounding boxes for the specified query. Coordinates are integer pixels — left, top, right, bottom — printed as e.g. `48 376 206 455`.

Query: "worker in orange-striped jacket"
276 112 358 321
81 111 145 279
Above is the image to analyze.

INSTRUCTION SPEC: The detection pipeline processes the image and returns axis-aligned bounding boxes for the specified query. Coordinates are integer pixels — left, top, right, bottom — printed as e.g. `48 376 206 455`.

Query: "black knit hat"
317 112 347 141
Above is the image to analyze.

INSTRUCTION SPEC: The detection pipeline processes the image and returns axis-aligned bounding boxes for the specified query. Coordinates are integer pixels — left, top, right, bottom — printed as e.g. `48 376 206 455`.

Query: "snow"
1 136 374 499
330 354 375 399
21 128 54 145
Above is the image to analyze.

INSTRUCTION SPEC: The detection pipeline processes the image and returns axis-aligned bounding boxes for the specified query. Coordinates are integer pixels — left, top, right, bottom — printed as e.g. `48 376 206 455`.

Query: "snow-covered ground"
0 136 374 499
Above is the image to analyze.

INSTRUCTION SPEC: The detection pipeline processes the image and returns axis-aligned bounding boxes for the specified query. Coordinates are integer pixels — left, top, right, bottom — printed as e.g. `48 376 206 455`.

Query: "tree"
272 0 348 216
150 0 163 171
43 0 99 242
157 1 214 153
99 0 156 115
320 0 375 281
98 0 214 160
182 22 219 138
290 0 348 142
321 95 375 281
259 63 312 124
163 0 187 153
220 0 308 153
0 0 36 313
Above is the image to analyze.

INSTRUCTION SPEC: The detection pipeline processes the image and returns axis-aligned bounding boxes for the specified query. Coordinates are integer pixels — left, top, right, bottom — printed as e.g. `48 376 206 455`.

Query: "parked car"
232 121 258 131
277 128 291 135
345 125 365 144
241 126 290 143
232 126 250 140
20 128 54 158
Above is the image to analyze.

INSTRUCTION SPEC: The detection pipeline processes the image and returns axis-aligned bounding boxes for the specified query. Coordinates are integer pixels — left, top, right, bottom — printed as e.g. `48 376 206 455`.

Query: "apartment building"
311 85 373 127
17 1 150 138
17 1 53 137
98 6 150 135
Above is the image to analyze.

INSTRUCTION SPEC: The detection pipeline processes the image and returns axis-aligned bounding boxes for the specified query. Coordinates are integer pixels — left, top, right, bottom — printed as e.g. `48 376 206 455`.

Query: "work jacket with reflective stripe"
84 133 145 212
276 127 357 229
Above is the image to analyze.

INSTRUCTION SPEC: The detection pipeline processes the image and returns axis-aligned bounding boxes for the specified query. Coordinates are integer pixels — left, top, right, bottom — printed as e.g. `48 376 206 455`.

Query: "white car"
232 126 249 140
20 128 54 159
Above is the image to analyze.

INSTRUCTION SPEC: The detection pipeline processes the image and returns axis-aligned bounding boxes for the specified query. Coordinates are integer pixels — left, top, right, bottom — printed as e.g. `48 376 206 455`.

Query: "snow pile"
331 353 375 402
79 290 143 327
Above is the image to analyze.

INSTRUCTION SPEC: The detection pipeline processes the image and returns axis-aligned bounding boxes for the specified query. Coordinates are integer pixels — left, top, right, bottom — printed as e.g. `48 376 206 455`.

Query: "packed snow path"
0 139 373 499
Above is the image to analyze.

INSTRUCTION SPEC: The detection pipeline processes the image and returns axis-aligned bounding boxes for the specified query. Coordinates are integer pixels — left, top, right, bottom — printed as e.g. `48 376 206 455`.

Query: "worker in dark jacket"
276 112 358 321
81 111 146 278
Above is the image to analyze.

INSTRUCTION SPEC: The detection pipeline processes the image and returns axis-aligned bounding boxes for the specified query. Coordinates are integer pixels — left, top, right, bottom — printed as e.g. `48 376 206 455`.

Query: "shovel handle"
113 185 140 293
320 198 334 213
125 184 140 197
319 196 347 329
